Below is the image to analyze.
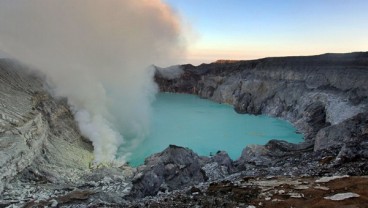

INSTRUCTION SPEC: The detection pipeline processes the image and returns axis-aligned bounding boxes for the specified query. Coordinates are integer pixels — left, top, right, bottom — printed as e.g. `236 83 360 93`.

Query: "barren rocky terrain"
0 52 367 207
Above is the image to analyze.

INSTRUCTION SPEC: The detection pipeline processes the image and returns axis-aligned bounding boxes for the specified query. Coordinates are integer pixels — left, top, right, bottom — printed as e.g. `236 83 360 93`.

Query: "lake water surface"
124 93 303 166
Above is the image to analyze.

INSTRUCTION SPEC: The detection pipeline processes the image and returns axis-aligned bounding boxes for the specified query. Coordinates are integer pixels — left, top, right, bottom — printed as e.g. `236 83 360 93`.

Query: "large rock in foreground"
129 145 238 198
129 145 207 198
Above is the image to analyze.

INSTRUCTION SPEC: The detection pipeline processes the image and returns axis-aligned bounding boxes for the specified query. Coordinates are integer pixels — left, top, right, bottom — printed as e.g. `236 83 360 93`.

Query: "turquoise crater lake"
124 93 303 166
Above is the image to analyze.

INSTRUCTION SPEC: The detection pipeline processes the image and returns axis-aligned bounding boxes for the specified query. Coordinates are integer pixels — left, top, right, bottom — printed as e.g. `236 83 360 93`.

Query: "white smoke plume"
0 0 185 164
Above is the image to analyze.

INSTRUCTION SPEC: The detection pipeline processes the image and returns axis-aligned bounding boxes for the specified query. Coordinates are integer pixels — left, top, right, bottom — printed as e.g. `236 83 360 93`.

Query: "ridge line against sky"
164 0 368 65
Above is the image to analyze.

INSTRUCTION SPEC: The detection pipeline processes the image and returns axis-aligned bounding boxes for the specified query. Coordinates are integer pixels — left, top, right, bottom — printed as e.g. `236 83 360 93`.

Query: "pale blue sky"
165 0 368 64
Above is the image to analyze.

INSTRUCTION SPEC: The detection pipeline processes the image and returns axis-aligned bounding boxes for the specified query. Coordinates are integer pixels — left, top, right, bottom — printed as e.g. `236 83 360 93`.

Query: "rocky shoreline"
0 53 367 207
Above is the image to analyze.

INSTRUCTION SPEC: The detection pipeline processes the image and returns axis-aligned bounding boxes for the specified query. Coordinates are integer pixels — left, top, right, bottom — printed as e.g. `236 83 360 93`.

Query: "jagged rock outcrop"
129 146 239 198
129 145 207 198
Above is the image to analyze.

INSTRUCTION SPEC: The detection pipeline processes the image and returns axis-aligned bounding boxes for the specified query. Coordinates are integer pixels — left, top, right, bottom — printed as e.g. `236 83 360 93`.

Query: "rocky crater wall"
0 54 367 205
0 59 94 193
155 52 368 150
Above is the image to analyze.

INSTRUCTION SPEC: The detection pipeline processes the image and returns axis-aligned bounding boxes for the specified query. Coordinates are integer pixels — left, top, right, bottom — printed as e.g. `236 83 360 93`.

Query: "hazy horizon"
165 0 368 65
1 0 368 66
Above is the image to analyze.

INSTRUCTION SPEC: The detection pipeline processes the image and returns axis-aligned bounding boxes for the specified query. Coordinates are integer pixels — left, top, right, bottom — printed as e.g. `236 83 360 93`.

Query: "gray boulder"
129 145 207 198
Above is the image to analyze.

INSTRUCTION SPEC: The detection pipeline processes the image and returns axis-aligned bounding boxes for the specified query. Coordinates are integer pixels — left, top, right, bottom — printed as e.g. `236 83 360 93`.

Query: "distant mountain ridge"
213 51 368 65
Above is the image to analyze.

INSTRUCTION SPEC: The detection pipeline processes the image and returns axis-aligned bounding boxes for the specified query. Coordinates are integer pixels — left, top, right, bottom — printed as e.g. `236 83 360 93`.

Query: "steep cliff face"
0 59 94 193
155 52 368 148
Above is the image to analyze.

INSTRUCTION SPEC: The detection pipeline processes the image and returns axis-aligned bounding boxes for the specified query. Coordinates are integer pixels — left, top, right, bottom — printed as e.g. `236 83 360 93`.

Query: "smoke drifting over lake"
0 0 185 163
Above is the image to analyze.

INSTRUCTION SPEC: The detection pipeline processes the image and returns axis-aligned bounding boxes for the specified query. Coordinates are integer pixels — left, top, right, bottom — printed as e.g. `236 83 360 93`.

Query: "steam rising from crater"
0 0 185 163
